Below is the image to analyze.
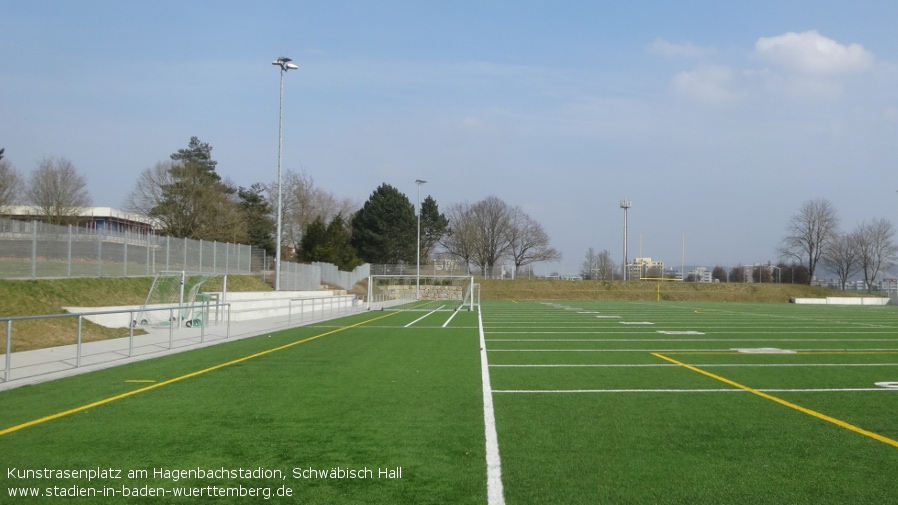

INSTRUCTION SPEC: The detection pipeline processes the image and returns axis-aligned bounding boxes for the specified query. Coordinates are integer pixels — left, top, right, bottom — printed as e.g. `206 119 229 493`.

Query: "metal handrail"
2 302 231 383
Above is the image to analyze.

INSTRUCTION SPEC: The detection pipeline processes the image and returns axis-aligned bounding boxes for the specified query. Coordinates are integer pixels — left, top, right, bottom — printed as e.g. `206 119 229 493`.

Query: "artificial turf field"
2 300 898 504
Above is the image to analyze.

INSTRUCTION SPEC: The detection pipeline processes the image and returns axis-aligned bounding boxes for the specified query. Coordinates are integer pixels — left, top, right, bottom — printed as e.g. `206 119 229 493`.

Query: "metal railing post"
4 320 11 382
76 315 83 367
128 310 134 357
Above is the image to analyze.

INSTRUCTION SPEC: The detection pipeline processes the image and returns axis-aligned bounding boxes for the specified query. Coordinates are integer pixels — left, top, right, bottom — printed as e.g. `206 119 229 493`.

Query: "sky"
3 1 898 276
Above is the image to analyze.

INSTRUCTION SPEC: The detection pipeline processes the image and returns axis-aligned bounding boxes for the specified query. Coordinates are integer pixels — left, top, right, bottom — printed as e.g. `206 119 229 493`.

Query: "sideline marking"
0 312 400 437
653 352 898 449
493 388 898 393
479 309 506 505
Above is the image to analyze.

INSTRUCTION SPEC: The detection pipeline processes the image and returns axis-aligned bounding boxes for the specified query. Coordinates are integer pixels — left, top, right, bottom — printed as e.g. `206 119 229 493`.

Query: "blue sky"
4 1 898 274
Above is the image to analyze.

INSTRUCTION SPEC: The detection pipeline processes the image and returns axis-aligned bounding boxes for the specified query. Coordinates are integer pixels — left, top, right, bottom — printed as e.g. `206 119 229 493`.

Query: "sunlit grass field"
2 300 898 504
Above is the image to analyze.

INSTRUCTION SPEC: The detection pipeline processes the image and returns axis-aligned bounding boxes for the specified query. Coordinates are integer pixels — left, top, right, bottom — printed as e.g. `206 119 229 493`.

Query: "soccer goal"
366 275 478 312
134 271 226 328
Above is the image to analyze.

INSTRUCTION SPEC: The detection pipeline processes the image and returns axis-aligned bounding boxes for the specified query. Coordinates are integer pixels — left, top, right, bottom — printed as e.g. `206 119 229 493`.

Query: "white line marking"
404 307 445 327
479 309 505 505
492 388 898 394
487 348 898 352
485 338 898 342
490 363 898 368
442 309 460 328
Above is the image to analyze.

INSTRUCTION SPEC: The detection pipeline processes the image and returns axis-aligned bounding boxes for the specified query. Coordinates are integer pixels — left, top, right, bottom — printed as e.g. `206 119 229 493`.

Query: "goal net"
135 271 223 327
366 275 477 312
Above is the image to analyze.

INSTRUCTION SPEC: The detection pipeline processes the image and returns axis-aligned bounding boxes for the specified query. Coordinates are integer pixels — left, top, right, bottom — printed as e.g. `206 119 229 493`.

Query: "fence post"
123 239 128 277
97 229 103 277
67 224 73 277
31 221 37 279
146 232 152 276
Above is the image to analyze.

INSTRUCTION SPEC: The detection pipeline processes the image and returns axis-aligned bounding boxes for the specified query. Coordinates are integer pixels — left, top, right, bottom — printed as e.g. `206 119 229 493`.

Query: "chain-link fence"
0 218 254 279
0 218 370 291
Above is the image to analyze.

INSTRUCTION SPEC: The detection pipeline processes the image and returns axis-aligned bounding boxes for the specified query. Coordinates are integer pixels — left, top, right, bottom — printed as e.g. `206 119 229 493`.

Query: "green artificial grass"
3 299 898 504
1 310 485 504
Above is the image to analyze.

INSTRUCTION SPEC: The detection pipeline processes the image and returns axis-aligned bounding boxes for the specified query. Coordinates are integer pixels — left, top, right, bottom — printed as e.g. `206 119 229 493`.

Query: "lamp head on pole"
273 57 298 71
415 179 427 185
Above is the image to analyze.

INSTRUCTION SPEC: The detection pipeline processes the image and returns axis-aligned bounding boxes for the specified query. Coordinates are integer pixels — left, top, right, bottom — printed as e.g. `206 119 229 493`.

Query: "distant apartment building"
688 266 713 282
627 257 664 280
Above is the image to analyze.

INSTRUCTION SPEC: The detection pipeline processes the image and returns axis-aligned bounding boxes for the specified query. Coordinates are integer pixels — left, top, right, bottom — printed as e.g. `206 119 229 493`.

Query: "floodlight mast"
273 57 298 290
620 200 631 281
415 179 427 300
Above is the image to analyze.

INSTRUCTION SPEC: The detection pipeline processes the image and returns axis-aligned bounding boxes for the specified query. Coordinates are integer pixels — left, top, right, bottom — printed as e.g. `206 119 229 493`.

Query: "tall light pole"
620 200 631 281
273 56 298 291
415 179 427 300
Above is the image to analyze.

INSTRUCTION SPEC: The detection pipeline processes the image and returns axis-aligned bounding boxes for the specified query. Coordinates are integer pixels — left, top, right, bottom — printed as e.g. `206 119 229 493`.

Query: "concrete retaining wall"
64 290 358 328
790 297 891 306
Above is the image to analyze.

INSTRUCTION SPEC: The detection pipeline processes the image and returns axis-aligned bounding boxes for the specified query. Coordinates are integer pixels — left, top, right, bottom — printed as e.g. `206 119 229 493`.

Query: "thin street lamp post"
415 179 427 300
273 56 298 291
620 200 631 281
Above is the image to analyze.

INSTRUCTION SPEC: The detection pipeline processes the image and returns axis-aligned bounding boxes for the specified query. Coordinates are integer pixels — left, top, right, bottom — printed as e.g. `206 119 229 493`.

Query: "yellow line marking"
652 352 898 449
1 312 398 437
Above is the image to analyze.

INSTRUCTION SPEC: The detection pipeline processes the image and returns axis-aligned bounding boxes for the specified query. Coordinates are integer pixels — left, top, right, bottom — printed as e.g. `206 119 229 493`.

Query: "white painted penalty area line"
442 308 463 328
479 309 505 505
404 306 446 327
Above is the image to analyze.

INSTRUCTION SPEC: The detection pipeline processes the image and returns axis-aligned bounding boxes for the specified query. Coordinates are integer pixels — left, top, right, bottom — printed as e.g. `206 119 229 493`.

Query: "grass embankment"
0 276 875 352
0 276 272 352
480 278 868 303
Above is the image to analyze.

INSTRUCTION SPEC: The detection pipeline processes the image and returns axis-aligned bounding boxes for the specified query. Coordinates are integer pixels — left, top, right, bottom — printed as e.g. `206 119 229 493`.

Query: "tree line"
779 198 896 292
0 138 561 274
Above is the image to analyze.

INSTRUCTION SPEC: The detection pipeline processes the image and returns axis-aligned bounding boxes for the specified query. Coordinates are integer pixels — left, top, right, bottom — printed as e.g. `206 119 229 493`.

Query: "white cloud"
649 38 716 59
671 65 742 104
754 30 874 75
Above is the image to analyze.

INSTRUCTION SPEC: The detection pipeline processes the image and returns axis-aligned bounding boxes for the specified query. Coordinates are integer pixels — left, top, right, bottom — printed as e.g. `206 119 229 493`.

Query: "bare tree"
855 218 898 293
469 196 513 277
441 202 478 271
778 198 840 285
597 249 615 280
0 154 24 211
274 169 359 255
821 232 861 290
124 160 177 215
581 247 599 280
26 157 92 224
507 206 561 271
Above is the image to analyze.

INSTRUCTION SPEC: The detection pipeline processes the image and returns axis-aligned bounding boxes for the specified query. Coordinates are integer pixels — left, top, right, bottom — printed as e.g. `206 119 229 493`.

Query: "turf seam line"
479 308 506 505
0 312 399 437
652 352 898 449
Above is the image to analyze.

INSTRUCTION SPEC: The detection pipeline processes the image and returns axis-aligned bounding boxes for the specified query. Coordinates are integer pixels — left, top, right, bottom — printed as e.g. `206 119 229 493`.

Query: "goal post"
366 275 476 312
